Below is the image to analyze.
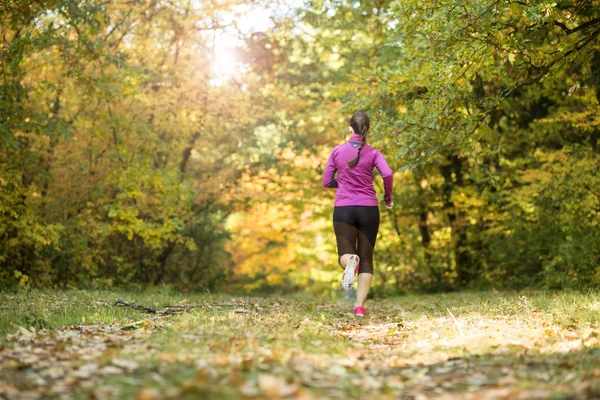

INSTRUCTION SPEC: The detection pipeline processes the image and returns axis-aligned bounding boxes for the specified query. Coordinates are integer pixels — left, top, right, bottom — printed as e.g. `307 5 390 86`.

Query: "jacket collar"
349 134 363 143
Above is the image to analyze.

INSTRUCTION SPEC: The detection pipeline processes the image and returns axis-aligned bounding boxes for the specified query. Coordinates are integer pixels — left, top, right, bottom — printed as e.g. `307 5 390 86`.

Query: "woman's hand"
385 201 394 210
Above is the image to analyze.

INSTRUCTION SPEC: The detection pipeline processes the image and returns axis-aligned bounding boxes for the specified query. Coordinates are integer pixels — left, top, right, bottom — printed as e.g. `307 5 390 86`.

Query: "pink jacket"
322 134 393 207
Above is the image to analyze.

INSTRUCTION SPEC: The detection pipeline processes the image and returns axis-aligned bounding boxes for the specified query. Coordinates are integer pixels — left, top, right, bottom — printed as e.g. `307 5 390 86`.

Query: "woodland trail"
1 291 599 399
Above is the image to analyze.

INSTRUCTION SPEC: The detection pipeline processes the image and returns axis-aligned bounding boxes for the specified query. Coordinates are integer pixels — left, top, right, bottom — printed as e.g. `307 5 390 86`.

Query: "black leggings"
333 206 380 274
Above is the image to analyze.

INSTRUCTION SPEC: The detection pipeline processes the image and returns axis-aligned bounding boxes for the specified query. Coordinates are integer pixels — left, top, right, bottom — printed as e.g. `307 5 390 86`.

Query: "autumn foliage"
1 0 599 291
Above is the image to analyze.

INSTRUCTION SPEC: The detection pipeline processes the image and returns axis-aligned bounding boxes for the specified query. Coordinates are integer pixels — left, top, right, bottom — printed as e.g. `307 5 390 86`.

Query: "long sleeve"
374 151 393 204
322 150 338 188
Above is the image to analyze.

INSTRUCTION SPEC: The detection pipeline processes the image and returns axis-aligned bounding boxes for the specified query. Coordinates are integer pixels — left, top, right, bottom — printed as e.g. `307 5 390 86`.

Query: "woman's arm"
374 151 393 205
322 150 338 188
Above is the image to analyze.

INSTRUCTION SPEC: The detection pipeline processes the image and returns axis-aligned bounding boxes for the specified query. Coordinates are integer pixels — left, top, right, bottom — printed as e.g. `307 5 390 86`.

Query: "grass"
1 289 600 399
0 287 218 336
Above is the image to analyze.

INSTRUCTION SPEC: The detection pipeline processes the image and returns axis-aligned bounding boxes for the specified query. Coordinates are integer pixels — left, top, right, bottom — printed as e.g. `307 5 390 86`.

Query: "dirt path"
1 294 599 399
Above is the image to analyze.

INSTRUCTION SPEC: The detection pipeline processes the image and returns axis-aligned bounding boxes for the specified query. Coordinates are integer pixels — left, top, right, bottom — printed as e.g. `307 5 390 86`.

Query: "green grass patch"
0 287 219 336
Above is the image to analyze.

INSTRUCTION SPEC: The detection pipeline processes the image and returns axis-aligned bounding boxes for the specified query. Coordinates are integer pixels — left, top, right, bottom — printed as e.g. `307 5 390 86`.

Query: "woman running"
322 111 393 317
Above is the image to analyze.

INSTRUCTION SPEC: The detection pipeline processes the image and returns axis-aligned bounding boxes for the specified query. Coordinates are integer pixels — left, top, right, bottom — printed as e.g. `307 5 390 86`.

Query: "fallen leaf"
99 365 123 375
93 385 121 400
327 364 347 377
72 363 99 379
112 358 139 371
240 381 260 397
136 388 160 400
258 374 299 398
7 326 36 343
40 367 65 379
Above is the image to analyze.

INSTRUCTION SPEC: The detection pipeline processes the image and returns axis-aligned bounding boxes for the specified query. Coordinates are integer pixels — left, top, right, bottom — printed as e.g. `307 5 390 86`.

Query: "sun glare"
207 4 275 86
210 48 238 86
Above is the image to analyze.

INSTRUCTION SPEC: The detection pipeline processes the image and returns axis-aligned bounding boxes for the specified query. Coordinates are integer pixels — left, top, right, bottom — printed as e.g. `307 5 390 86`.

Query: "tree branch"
104 9 133 42
553 17 600 35
512 26 600 92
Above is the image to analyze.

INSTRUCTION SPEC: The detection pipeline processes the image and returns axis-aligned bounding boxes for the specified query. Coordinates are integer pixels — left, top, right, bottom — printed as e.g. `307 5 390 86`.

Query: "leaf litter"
0 293 599 399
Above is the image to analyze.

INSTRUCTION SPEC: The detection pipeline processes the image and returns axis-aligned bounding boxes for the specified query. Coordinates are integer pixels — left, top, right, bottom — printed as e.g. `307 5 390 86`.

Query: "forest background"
1 0 599 295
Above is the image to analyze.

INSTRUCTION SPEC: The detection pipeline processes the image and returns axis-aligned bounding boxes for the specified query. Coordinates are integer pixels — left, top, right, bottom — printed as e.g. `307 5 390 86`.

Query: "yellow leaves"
121 319 152 331
228 203 298 280
13 270 30 287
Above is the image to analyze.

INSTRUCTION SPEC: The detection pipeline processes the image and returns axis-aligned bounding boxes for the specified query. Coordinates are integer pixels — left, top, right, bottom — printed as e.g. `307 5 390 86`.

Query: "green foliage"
487 147 600 288
277 0 600 291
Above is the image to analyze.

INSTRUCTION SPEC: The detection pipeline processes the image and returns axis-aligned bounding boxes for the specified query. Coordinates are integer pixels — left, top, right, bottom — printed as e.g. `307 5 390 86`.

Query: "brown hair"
347 111 370 168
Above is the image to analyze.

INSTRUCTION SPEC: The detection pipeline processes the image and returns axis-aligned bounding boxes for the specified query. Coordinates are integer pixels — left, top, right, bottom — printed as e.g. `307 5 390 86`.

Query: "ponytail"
347 111 370 168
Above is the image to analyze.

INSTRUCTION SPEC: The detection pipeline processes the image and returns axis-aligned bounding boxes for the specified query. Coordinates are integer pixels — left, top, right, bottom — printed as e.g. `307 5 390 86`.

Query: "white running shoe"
341 254 360 290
